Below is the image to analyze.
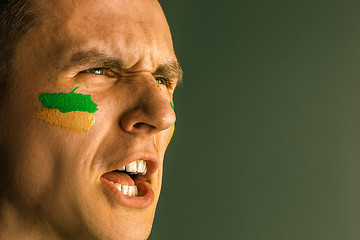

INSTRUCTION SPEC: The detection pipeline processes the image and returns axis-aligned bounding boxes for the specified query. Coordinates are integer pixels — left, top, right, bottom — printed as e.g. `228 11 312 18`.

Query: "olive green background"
151 1 360 239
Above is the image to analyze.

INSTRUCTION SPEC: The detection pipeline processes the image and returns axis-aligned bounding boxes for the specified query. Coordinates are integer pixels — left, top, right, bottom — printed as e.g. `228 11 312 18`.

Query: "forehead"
31 0 175 71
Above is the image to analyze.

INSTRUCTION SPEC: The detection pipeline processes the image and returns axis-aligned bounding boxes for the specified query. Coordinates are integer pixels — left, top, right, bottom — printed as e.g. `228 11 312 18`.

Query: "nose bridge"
120 75 176 134
143 77 169 107
140 77 176 126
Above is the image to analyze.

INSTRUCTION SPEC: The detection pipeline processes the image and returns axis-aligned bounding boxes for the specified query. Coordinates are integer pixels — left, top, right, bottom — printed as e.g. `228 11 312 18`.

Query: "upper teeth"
118 160 147 175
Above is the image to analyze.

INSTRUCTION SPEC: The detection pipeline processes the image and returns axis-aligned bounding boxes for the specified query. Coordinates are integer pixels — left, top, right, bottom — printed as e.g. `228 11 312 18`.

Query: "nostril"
132 122 155 131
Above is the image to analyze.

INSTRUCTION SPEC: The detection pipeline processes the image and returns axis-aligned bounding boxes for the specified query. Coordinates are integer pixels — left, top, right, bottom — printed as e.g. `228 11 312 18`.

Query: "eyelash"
155 76 172 87
81 68 174 88
81 68 109 75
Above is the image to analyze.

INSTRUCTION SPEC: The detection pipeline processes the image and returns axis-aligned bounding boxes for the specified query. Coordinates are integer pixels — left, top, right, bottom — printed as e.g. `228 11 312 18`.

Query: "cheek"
155 124 175 155
166 124 175 148
165 100 176 148
2 121 59 209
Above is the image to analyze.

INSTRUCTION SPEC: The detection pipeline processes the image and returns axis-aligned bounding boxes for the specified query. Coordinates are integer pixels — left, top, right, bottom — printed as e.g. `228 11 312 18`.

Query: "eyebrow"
154 61 183 86
64 50 183 86
67 50 123 70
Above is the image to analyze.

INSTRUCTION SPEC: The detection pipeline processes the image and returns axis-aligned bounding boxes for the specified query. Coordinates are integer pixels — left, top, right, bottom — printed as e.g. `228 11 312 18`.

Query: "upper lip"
105 152 159 178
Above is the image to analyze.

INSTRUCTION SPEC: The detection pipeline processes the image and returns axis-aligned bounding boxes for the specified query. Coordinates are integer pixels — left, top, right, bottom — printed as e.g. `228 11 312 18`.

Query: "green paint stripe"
170 101 175 111
39 87 98 113
170 101 176 127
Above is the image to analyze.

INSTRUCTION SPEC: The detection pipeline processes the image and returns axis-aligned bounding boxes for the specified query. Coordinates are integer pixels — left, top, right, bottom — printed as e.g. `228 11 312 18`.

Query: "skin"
0 0 180 239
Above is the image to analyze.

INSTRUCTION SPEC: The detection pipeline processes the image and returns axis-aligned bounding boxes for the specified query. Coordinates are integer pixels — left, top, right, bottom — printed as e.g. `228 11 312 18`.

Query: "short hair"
0 0 37 97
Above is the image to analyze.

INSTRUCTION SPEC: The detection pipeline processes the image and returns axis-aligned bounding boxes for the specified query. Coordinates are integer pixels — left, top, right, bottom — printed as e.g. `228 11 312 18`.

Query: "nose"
120 78 176 135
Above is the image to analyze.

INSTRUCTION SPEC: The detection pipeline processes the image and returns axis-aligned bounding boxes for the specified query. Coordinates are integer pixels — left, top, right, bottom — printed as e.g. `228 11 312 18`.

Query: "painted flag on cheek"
36 87 99 133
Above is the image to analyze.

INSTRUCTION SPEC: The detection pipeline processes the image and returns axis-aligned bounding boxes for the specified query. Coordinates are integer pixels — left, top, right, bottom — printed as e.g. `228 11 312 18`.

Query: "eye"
79 68 118 79
155 76 168 85
82 68 107 75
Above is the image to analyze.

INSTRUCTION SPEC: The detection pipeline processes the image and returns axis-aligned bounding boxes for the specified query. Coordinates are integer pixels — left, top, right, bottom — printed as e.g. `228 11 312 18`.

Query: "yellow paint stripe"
36 108 95 133
166 124 175 148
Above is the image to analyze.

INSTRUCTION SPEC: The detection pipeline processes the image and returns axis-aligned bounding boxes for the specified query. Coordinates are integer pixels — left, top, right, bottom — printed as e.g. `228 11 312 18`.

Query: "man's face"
0 0 180 239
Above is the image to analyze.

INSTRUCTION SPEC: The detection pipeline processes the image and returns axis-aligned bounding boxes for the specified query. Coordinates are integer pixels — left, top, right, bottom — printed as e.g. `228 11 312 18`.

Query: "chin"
89 213 155 240
74 192 159 240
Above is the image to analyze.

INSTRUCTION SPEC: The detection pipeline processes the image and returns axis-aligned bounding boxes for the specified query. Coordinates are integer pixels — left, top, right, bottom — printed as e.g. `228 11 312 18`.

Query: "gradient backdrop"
151 1 360 239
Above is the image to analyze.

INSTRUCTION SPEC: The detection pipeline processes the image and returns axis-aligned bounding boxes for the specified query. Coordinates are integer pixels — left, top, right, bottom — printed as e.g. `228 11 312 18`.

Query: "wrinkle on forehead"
33 0 174 71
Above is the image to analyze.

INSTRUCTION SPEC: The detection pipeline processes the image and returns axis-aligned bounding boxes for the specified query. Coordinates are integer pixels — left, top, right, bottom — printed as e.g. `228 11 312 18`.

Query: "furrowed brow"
61 50 183 85
154 60 183 86
63 50 123 70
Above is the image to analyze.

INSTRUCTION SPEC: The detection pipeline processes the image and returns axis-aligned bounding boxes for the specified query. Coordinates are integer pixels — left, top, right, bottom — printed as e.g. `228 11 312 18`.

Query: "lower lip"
100 176 154 208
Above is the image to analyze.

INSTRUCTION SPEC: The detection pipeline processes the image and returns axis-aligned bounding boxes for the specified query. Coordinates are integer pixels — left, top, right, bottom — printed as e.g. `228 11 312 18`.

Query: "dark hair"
0 0 37 96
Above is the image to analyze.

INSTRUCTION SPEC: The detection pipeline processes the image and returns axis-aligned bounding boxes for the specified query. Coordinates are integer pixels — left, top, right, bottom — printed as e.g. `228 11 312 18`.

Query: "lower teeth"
109 181 138 197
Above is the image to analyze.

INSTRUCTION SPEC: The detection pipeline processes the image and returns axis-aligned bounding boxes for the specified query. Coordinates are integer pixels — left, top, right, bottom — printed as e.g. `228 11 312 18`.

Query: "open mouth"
101 160 154 208
105 160 147 197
